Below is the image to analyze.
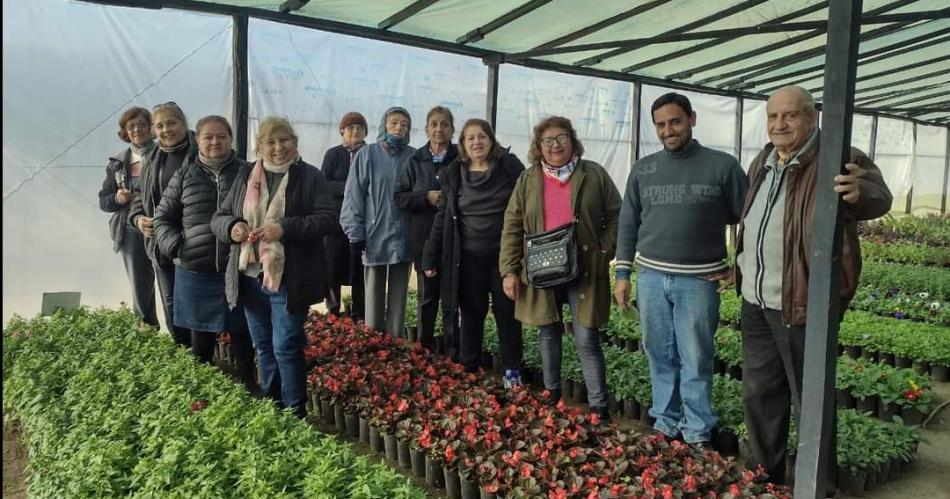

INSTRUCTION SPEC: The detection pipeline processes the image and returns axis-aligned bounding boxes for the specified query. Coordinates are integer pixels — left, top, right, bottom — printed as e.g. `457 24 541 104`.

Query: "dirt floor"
2 420 27 499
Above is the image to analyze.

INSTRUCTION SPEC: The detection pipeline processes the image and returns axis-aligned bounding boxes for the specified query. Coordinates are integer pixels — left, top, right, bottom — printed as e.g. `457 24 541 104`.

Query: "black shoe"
592 406 611 423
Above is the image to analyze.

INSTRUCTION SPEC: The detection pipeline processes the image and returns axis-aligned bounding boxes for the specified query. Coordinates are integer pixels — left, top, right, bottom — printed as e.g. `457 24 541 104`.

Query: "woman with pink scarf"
212 116 337 418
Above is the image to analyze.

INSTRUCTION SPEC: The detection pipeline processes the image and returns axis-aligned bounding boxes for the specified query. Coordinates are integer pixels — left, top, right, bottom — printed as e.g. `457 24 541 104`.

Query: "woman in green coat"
499 116 621 420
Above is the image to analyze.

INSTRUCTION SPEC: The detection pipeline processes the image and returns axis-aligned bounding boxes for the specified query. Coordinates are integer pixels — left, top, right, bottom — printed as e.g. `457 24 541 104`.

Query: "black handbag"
525 220 579 289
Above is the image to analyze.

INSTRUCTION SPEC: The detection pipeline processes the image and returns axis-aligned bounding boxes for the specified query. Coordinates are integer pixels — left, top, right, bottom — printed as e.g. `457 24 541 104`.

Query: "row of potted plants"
837 311 950 377
829 409 921 495
860 240 950 267
857 213 950 247
304 314 787 498
851 286 948 325
2 309 425 498
859 260 950 302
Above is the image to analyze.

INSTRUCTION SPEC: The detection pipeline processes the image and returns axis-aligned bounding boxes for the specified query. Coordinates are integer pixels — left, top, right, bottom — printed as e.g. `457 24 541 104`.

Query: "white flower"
918 292 930 300
932 302 941 311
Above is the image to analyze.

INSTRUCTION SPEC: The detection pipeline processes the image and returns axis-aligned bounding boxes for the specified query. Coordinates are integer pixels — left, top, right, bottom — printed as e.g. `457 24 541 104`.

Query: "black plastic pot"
878 401 900 423
480 489 497 499
836 388 856 409
384 433 398 463
727 364 742 380
411 448 426 478
864 463 878 491
573 381 588 405
444 465 461 499
425 456 445 489
844 345 861 358
640 406 655 426
320 398 334 425
344 411 359 438
623 399 641 420
406 324 418 343
913 360 931 376
397 438 412 469
932 364 949 382
860 347 878 362
879 352 896 367
895 355 912 369
901 405 925 426
878 460 891 484
888 456 902 481
460 478 479 499
713 428 739 456
369 425 384 454
333 403 346 434
359 416 370 444
561 379 574 401
625 338 639 353
608 394 621 414
838 467 866 495
856 395 878 415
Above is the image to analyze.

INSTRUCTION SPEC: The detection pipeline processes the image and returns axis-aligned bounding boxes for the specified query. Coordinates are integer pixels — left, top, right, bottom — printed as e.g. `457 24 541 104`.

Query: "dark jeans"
414 261 440 350
740 299 837 491
153 262 190 347
458 251 522 372
119 225 158 327
349 243 365 321
240 275 307 417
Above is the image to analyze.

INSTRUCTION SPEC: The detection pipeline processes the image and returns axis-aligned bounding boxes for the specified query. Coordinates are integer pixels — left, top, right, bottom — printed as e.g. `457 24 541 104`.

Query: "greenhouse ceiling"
91 0 949 125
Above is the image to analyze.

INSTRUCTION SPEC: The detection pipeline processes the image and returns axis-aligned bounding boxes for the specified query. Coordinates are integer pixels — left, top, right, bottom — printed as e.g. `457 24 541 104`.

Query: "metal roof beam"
532 0 673 51
573 0 770 67
378 0 439 30
690 0 922 85
809 52 950 93
854 69 950 100
278 0 309 14
857 82 948 107
875 89 950 110
621 1 828 74
457 0 555 44
738 28 950 91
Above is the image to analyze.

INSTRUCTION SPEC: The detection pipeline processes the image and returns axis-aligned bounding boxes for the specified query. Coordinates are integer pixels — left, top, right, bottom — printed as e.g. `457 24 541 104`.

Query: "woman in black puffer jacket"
153 116 256 390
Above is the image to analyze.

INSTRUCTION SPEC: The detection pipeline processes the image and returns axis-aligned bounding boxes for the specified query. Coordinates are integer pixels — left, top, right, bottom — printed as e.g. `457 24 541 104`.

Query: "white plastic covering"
247 18 487 163
874 117 916 212
910 125 948 214
2 0 233 323
740 98 769 170
495 65 634 190
638 85 737 160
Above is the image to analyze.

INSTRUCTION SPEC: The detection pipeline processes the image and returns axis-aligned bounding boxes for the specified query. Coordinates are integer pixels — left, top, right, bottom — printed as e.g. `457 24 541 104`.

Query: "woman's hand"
251 223 283 243
503 274 521 301
231 222 250 243
115 188 132 205
136 216 154 238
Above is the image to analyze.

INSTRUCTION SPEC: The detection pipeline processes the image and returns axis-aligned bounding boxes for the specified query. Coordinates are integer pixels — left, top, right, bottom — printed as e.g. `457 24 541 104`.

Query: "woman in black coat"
98 106 159 327
211 116 337 418
152 116 257 390
320 111 367 320
422 119 524 386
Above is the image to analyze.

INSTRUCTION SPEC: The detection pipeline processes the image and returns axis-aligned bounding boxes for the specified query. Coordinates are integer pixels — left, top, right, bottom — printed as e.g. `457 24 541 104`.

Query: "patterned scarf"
198 150 234 172
159 136 190 153
345 142 365 163
542 155 579 184
239 158 292 291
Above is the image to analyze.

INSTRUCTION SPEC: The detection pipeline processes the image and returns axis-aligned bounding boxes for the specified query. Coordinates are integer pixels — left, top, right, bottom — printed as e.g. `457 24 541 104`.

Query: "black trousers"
191 329 258 391
414 261 440 350
348 243 365 321
457 251 522 373
740 299 837 492
153 262 190 347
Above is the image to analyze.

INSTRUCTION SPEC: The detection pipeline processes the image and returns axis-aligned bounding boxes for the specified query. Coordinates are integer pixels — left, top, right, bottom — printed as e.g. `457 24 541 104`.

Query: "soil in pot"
443 465 461 499
838 467 866 495
384 433 398 463
573 381 588 405
411 448 426 478
397 439 412 469
359 416 370 444
426 456 445 489
344 411 359 438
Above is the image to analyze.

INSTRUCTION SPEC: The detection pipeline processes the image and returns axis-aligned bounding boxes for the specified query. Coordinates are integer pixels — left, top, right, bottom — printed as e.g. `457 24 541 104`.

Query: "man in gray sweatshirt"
614 93 748 446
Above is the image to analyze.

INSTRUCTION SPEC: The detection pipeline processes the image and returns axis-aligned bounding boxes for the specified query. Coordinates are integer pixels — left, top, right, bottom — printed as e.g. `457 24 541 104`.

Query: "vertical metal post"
795 1 862 497
868 114 878 160
730 96 744 248
486 63 500 130
633 81 643 160
232 14 250 159
905 123 917 214
942 126 949 214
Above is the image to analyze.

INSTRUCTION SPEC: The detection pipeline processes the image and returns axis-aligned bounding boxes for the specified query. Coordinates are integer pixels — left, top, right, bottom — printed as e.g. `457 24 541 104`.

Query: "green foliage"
837 409 919 472
838 310 950 366
860 261 950 302
711 375 743 433
860 240 950 267
858 213 950 247
714 327 742 368
851 286 949 325
3 308 424 499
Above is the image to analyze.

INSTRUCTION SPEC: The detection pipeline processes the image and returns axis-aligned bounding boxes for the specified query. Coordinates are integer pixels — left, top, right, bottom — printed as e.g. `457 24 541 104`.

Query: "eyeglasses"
540 133 570 148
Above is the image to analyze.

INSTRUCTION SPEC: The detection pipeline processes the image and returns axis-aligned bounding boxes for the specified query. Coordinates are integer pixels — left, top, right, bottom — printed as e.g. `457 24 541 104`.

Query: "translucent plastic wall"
911 126 948 214
3 0 233 324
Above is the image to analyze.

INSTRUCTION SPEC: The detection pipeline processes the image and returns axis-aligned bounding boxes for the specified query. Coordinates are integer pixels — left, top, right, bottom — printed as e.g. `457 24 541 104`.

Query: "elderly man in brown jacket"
735 85 893 489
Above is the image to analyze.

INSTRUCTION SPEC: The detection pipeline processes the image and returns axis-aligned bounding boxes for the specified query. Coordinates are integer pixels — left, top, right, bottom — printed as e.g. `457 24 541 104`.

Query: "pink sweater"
543 175 574 230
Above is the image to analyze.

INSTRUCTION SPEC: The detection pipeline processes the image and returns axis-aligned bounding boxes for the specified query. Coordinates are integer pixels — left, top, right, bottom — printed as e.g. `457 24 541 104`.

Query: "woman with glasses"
130 101 195 347
152 116 257 390
340 107 415 337
321 112 368 320
422 119 524 384
212 116 337 418
499 116 621 420
98 106 159 328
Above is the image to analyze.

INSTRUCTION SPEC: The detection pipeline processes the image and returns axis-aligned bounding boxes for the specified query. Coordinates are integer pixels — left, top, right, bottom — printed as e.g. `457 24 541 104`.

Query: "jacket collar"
413 142 459 163
765 127 820 171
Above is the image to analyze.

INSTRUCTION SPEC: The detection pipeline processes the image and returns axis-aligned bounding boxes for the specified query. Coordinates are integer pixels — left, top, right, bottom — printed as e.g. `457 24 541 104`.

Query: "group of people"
100 84 892 490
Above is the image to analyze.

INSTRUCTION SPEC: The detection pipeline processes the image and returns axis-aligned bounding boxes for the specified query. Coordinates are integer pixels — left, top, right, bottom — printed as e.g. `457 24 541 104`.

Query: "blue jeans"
637 267 719 442
240 274 307 417
538 284 608 408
